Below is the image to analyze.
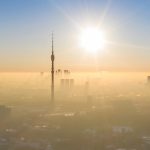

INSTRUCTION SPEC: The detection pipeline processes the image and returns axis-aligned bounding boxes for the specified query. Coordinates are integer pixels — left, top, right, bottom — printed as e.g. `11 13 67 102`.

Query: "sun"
79 26 105 53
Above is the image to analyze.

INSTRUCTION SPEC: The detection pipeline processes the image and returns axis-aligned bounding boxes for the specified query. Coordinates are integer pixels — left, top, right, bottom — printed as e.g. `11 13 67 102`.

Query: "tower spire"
51 32 55 104
52 32 54 54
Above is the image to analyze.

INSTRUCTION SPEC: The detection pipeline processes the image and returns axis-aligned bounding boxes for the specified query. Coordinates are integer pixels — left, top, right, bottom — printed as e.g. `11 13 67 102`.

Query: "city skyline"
1 0 150 72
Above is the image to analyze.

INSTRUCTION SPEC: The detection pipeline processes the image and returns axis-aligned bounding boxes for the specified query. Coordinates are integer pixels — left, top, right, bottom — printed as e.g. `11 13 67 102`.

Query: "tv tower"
51 33 55 104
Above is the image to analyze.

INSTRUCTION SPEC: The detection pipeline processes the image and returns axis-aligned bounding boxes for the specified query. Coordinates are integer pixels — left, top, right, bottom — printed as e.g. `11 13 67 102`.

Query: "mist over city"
0 72 150 150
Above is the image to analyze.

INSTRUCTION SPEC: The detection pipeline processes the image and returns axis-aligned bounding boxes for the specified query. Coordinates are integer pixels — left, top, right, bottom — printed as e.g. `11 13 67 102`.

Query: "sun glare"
79 27 105 53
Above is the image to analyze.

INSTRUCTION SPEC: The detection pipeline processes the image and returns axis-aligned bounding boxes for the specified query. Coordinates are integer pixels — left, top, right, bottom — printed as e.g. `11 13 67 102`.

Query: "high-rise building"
60 79 74 88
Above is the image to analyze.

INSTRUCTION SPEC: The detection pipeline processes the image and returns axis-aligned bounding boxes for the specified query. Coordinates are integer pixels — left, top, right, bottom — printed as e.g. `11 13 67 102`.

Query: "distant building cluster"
56 69 71 75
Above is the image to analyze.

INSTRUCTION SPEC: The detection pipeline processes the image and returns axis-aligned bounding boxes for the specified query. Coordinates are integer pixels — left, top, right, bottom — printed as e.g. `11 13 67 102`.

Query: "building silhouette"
147 76 150 84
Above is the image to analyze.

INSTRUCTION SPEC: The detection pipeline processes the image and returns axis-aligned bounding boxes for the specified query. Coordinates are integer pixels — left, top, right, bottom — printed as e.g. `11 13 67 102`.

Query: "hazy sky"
1 0 150 72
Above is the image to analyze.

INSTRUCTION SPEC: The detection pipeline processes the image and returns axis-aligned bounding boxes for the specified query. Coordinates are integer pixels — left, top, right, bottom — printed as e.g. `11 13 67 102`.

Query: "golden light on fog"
79 27 105 53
